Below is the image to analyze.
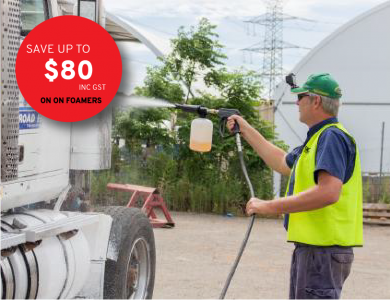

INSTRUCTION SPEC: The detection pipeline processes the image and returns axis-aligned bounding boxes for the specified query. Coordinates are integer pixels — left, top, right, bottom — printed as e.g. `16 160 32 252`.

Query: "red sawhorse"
107 183 175 228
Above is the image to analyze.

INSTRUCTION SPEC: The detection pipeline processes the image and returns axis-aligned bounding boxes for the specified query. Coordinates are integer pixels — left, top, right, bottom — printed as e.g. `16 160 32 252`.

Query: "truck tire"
95 206 156 299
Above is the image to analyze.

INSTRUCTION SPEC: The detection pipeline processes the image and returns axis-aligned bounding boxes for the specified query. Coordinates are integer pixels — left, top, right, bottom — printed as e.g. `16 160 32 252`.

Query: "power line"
248 0 285 100
241 1 324 100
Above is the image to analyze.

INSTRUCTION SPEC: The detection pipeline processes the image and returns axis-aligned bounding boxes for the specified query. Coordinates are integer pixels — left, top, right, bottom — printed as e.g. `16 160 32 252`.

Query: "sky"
105 0 388 94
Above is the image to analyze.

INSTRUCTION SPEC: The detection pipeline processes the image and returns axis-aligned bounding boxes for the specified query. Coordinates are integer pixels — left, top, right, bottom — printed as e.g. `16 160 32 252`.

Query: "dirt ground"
153 212 390 299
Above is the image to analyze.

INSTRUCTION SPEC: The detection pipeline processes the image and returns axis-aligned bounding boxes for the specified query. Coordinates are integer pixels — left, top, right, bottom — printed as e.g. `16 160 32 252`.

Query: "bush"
91 145 276 215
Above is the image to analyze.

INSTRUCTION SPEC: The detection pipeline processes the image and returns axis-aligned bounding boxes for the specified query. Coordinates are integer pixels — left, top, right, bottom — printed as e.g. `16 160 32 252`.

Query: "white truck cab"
1 1 156 298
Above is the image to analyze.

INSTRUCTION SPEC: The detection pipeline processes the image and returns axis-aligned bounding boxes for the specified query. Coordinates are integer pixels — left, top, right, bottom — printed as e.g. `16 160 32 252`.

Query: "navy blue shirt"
284 117 356 230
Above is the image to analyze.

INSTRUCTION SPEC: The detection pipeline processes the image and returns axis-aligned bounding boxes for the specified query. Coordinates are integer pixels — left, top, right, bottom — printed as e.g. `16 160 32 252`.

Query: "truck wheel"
95 206 156 299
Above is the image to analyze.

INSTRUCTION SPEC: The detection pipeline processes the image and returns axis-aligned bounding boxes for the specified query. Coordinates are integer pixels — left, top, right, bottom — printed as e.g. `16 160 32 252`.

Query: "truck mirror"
77 0 97 22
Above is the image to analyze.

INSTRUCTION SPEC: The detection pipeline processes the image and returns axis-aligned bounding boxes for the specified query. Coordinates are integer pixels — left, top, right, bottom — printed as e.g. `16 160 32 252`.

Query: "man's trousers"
289 243 354 299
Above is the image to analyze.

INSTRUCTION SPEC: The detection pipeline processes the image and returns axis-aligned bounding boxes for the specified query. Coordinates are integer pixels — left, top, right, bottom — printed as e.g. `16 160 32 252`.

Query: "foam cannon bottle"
190 117 214 152
174 104 241 152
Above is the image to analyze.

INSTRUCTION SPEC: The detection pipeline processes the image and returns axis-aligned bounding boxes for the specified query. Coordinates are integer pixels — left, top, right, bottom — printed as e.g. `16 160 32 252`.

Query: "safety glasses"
297 93 309 101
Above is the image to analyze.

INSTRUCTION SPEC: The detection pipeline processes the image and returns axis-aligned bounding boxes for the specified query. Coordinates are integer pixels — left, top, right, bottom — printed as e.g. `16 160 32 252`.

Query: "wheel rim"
125 237 150 299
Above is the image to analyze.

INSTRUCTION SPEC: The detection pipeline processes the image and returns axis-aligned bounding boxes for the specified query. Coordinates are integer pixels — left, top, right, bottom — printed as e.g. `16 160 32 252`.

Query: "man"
227 73 363 299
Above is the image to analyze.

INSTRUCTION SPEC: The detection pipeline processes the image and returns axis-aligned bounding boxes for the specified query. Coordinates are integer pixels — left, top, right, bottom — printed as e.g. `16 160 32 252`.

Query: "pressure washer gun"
174 104 241 138
174 103 255 299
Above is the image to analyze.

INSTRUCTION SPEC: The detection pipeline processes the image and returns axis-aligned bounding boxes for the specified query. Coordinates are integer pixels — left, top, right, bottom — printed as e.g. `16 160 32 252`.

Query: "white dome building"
274 1 390 175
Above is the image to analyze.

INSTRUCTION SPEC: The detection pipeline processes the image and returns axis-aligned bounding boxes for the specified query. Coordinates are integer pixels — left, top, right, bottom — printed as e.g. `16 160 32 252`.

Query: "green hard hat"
291 73 342 99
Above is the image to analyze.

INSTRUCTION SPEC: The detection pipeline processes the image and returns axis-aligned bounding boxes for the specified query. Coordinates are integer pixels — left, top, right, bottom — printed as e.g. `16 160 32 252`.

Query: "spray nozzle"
174 104 209 117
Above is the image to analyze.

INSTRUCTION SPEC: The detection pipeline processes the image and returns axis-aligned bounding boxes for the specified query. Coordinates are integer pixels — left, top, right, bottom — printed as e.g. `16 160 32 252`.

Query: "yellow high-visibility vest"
286 123 363 246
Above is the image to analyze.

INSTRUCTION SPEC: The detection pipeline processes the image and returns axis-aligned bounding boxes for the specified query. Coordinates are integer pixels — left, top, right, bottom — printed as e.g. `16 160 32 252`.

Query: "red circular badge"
16 16 122 122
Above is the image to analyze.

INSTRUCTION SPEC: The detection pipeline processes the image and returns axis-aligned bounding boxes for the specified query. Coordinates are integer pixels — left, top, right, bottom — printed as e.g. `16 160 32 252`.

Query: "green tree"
165 18 226 102
108 18 287 214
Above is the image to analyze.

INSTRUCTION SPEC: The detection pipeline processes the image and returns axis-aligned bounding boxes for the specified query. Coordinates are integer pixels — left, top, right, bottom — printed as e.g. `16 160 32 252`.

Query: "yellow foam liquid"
190 141 212 152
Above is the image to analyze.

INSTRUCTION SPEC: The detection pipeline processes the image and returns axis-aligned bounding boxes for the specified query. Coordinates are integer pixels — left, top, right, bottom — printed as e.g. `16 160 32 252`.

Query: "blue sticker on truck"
19 108 39 129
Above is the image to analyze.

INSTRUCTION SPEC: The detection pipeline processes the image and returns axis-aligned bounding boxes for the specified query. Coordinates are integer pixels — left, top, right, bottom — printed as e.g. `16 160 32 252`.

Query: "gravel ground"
153 212 390 299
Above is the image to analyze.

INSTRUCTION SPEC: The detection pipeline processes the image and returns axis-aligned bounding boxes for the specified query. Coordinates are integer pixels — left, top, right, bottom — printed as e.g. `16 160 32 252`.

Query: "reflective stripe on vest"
285 123 363 246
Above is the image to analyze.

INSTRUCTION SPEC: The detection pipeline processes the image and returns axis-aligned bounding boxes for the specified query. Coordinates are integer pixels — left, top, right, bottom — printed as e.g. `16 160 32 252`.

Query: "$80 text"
45 59 93 82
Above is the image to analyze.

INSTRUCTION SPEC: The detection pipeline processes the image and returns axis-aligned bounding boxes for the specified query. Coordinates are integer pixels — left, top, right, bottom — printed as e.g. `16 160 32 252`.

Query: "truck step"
1 231 26 250
1 214 101 249
24 214 100 242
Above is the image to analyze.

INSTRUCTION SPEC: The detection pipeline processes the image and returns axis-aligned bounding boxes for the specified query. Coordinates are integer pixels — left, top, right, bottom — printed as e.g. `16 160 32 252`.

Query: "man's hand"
246 197 275 216
227 115 252 135
249 171 343 215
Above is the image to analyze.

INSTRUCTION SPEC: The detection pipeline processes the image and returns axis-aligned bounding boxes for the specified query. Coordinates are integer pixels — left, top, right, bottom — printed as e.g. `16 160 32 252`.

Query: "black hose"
219 133 256 299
